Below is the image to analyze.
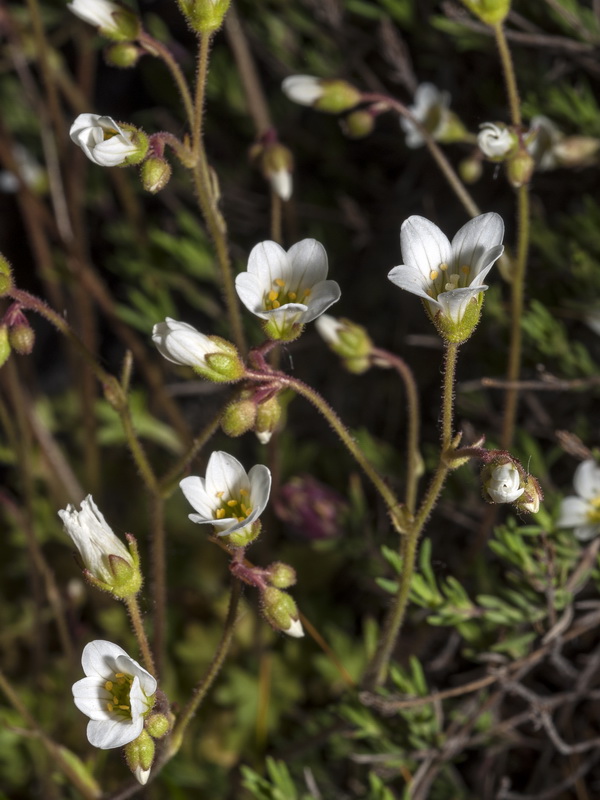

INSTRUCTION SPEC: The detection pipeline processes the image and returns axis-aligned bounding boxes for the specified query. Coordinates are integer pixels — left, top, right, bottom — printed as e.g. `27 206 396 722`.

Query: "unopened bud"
341 110 375 139
459 0 511 25
176 0 231 33
125 730 154 786
255 395 282 444
553 136 600 168
315 315 372 374
9 324 35 355
146 713 170 739
482 460 524 504
141 157 172 194
266 562 297 589
478 122 517 161
257 142 293 201
282 75 362 114
221 395 257 437
261 587 304 638
104 42 140 68
506 148 535 188
459 156 483 184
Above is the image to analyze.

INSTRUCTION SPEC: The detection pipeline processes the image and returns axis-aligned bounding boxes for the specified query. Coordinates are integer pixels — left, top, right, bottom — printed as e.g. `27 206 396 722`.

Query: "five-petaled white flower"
388 213 504 326
68 0 121 32
557 460 600 541
72 640 156 749
70 114 140 167
486 462 524 504
235 239 341 340
58 495 135 585
180 451 271 539
478 122 515 160
400 83 451 149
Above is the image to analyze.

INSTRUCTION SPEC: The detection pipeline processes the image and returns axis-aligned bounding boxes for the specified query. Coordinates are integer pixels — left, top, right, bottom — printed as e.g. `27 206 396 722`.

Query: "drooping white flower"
282 75 325 107
388 213 504 326
180 451 271 539
558 459 600 541
68 0 139 40
486 463 524 504
152 317 244 382
72 640 157 749
478 122 515 160
58 495 134 585
69 114 141 167
400 83 451 148
235 239 341 340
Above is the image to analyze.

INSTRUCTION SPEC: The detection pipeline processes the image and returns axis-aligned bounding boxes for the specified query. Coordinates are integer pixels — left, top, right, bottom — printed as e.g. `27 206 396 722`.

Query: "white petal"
179 476 215 519
400 216 452 280
315 314 343 345
437 286 487 323
135 767 151 785
301 280 341 323
282 75 323 106
287 239 329 287
92 137 137 168
387 265 440 307
235 272 268 319
247 240 293 288
72 678 113 720
284 618 304 638
573 459 600 500
450 213 504 278
270 168 292 201
87 716 143 750
557 496 588 528
81 640 128 679
205 451 249 498
248 464 272 516
470 244 504 287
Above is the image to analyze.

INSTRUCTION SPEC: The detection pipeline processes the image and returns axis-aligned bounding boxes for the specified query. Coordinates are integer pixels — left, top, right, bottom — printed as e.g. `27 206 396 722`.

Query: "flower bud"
341 109 375 139
315 314 372 374
506 147 535 188
124 730 154 786
483 460 524 504
255 395 282 444
8 324 34 355
145 713 170 739
255 141 293 202
515 474 542 514
459 156 483 184
176 0 231 34
282 75 362 114
553 136 600 168
266 562 297 589
261 587 304 638
70 114 148 168
459 0 511 25
141 156 172 194
68 0 141 41
0 255 13 295
104 42 140 69
221 395 257 438
0 326 11 368
478 122 517 161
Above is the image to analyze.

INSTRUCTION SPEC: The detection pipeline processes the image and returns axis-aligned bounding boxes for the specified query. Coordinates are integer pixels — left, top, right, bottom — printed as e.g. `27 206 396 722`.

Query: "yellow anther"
118 704 130 710
429 270 439 281
237 516 246 522
216 508 226 519
104 681 113 691
461 265 470 275
215 491 224 498
439 262 449 271
113 695 119 704
115 673 125 678
288 292 297 301
107 702 114 712
227 499 238 508
241 504 251 516
239 488 248 496
268 290 279 302
275 278 285 287
272 300 281 309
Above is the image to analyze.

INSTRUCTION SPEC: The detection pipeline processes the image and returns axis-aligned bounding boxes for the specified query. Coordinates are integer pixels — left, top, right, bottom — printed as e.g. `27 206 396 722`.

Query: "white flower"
315 314 344 346
152 318 244 382
487 463 524 504
58 495 132 584
270 168 292 201
282 75 324 107
558 460 600 541
68 0 121 32
69 114 138 167
72 640 157 749
400 83 451 149
478 122 515 159
180 451 271 538
387 213 504 325
235 239 341 338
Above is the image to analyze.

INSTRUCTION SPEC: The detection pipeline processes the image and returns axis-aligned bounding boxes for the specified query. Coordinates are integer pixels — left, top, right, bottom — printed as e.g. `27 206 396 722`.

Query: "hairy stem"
125 595 156 677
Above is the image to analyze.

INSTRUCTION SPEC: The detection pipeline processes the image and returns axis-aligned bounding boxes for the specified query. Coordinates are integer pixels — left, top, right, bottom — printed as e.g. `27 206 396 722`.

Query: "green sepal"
262 317 304 343
431 295 484 344
220 519 261 549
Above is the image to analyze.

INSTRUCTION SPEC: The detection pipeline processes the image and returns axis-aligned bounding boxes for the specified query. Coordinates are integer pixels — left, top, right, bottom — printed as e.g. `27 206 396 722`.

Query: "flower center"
264 278 312 311
587 496 600 525
213 488 253 524
427 262 472 298
105 672 133 719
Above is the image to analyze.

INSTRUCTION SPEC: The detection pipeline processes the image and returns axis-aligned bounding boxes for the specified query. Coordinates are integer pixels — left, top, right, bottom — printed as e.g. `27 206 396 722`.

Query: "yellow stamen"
288 292 297 301
215 490 224 498
115 673 125 678
275 278 285 287
118 705 130 710
104 681 113 691
107 702 114 712
113 695 119 704
272 300 280 309
227 499 238 508
237 516 246 522
216 508 226 519
268 290 279 301
439 262 448 271
239 488 248 496
429 270 438 281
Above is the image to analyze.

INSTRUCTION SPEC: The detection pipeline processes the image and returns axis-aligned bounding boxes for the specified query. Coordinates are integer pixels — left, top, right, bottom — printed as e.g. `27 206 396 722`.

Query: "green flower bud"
104 42 140 69
266 562 297 589
8 324 35 355
141 156 172 194
459 156 483 184
176 0 231 33
146 713 170 739
506 148 535 188
255 395 282 444
0 326 11 368
125 730 154 786
261 587 304 638
460 0 511 25
221 395 257 438
315 315 372 373
282 75 362 114
342 110 375 139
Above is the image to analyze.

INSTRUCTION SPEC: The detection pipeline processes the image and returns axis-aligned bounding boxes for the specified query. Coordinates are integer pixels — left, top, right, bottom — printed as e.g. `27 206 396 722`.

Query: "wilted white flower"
478 122 515 160
387 213 504 326
487 462 524 504
558 459 600 541
235 239 341 340
282 75 325 106
152 317 244 381
72 640 157 749
58 495 136 588
180 451 271 539
69 114 142 167
400 83 451 148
